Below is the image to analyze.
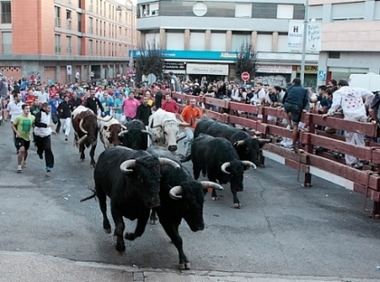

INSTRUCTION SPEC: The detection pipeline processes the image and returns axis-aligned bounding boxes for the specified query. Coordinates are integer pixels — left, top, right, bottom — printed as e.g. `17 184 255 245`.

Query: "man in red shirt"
162 94 179 113
181 98 202 128
180 98 203 160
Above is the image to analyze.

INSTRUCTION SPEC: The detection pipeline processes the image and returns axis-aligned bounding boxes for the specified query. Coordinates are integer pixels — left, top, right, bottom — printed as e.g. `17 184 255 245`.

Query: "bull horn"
141 130 153 138
169 185 183 200
200 181 224 191
118 129 128 137
242 161 257 170
120 159 136 173
179 122 190 127
158 157 180 169
77 134 88 145
221 162 231 174
258 138 271 143
79 119 88 134
97 116 113 122
233 140 245 147
120 124 127 130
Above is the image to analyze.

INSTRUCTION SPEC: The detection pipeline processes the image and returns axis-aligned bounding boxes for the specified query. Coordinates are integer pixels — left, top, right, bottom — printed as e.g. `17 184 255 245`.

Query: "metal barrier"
170 91 380 216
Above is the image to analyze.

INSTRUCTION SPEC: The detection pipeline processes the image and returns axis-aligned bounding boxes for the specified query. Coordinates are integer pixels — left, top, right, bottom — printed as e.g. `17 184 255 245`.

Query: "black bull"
82 147 181 253
191 134 256 208
147 147 223 270
194 118 270 167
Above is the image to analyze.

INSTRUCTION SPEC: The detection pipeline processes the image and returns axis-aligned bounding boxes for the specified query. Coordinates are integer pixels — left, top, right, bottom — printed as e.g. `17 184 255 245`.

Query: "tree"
134 43 164 83
235 42 256 80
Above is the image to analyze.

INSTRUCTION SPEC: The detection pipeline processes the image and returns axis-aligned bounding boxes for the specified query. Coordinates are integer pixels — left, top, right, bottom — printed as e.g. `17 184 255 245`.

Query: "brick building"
0 0 136 83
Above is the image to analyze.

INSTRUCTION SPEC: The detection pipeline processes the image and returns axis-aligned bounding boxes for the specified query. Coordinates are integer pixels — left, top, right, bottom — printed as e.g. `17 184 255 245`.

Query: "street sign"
318 70 326 81
66 65 72 76
241 71 250 82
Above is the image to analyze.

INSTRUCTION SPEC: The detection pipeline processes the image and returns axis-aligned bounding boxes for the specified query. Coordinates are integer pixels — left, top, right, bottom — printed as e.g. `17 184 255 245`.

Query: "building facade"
135 0 319 87
309 0 380 84
0 0 137 83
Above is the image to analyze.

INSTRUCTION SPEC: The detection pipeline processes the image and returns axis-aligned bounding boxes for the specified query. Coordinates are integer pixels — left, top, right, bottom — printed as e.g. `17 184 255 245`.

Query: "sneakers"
17 165 22 173
46 167 51 177
65 135 68 141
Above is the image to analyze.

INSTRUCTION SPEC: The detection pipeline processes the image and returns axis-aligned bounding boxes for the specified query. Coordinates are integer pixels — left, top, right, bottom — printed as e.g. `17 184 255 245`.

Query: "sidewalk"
0 251 377 282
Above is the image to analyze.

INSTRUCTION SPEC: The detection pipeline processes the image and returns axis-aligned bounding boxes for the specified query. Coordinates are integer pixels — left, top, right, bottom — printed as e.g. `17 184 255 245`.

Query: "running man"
12 104 35 173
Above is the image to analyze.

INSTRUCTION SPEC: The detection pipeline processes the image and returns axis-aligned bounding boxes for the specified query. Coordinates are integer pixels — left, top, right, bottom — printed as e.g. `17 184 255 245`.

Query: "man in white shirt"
34 85 48 104
323 80 373 168
7 91 24 153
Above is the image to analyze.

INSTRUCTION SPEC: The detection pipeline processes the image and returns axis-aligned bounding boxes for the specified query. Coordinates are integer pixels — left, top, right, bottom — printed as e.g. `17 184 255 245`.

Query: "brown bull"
72 105 98 167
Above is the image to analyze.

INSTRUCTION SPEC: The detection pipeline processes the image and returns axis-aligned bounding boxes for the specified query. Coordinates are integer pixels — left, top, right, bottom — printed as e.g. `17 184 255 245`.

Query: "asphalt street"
0 121 380 281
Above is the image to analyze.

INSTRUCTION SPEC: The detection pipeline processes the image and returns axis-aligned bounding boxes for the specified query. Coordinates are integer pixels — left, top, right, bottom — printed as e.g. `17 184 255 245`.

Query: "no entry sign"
241 71 250 82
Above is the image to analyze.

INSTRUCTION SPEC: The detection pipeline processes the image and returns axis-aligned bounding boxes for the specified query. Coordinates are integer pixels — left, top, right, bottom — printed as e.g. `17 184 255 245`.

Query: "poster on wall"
306 21 321 53
288 20 304 53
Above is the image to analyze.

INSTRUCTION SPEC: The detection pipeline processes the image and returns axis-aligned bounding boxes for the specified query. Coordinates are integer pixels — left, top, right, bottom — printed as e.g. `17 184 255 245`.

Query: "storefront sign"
130 50 238 62
186 63 229 75
163 62 186 71
256 65 292 74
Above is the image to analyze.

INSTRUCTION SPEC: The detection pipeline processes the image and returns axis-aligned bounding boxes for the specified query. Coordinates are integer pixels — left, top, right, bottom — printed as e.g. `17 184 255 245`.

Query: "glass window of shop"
252 3 277 19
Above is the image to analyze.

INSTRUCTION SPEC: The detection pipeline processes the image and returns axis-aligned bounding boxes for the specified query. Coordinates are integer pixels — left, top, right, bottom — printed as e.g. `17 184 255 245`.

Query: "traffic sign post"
241 71 250 85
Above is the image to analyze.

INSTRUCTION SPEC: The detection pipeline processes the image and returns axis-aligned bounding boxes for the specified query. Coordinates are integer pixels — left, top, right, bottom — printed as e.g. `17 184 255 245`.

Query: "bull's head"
120 156 180 208
220 160 256 192
118 128 152 150
233 138 271 167
78 115 98 147
169 181 223 232
163 120 180 152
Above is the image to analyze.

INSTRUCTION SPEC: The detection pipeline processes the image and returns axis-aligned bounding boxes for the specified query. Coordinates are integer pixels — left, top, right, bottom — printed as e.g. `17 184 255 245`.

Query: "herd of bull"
75 105 270 269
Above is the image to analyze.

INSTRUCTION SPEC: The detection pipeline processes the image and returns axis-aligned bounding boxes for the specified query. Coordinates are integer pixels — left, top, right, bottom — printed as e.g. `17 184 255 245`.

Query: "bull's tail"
80 188 97 202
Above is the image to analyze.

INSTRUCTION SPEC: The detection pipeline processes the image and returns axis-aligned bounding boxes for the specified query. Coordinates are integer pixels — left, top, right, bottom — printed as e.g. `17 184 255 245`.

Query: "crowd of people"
0 70 378 172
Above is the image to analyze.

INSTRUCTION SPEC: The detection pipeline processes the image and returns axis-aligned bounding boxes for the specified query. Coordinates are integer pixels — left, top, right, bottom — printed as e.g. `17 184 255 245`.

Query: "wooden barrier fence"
170 92 380 216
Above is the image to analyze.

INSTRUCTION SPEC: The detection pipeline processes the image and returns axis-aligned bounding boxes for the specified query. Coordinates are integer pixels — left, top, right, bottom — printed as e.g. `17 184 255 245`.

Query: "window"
328 52 340 59
89 17 93 34
211 32 226 51
55 34 61 54
189 32 205 50
78 36 82 55
332 2 364 20
232 33 251 52
77 12 82 32
96 19 98 35
89 0 93 12
89 39 93 55
1 1 11 24
293 4 305 20
252 3 277 18
277 5 294 19
2 32 12 54
235 4 251 18
66 36 72 54
55 6 61 27
66 10 72 29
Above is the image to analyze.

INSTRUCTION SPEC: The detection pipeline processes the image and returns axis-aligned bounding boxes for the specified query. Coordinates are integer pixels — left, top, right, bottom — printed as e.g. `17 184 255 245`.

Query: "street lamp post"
300 0 309 86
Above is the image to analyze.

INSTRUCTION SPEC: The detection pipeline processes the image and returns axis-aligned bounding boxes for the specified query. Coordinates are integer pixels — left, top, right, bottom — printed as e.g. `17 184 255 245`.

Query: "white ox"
98 116 126 149
148 108 188 152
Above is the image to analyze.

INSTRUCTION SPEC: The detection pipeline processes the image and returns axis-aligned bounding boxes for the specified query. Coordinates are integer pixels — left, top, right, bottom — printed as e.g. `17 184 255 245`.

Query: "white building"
135 0 319 87
309 0 380 85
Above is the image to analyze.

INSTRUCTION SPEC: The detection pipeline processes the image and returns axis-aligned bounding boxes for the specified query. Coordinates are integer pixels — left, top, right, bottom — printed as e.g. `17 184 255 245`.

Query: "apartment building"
0 0 136 83
134 0 319 87
309 0 380 84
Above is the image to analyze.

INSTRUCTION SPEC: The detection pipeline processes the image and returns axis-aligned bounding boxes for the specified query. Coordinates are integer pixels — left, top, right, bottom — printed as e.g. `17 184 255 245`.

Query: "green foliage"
134 45 164 82
235 43 256 80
